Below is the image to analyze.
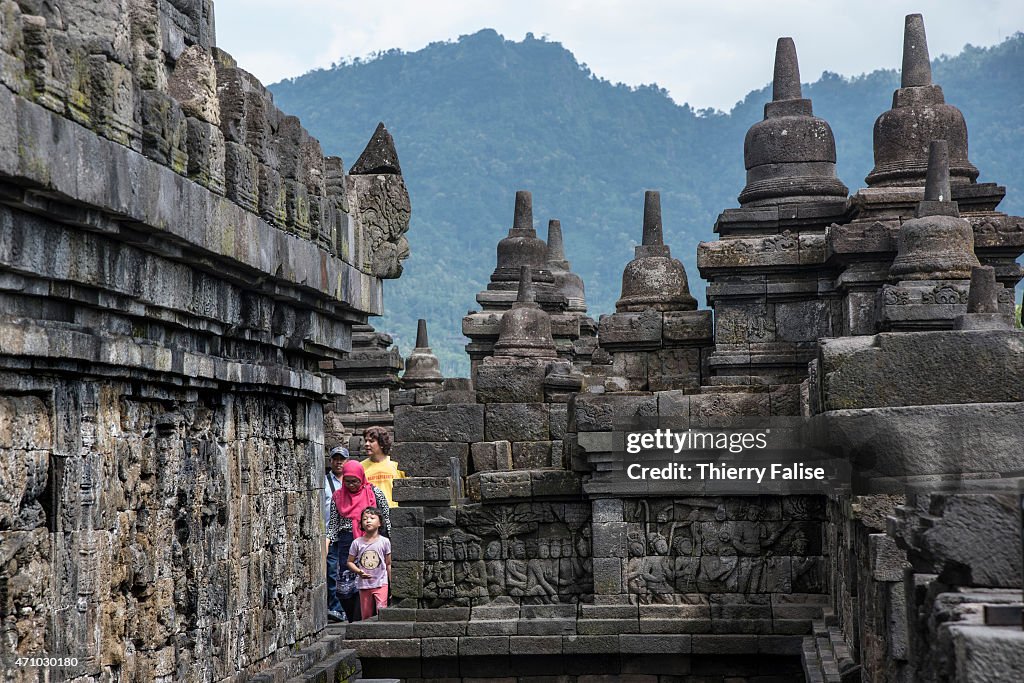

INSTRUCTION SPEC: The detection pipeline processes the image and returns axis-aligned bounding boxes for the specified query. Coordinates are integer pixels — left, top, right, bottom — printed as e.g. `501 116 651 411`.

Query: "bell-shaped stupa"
866 14 979 187
616 191 697 312
738 37 848 206
493 266 558 358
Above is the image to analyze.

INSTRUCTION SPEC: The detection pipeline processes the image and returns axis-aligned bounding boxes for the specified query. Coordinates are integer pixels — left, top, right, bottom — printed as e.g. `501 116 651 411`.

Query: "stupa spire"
772 37 801 101
642 191 664 246
901 14 932 88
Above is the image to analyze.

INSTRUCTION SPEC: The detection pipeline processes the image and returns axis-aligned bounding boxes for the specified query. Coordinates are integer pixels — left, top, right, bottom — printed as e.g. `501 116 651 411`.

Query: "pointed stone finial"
516 265 536 304
772 37 801 101
349 122 402 175
901 14 932 88
415 318 429 348
546 220 565 260
513 191 533 232
916 140 959 218
642 191 664 246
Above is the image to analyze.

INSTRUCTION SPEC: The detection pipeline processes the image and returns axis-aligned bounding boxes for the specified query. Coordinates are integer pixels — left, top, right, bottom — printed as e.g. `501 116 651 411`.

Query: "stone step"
285 647 362 683
801 619 861 683
248 624 358 683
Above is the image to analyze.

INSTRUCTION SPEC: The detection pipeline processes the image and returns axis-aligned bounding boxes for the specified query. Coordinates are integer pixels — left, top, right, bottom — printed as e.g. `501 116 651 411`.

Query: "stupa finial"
546 220 565 260
513 190 533 232
415 318 429 348
901 13 932 88
516 265 535 304
772 37 801 101
642 191 664 246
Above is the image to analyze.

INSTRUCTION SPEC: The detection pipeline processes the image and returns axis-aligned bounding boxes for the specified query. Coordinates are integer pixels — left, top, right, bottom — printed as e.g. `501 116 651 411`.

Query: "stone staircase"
802 613 860 683
247 623 399 683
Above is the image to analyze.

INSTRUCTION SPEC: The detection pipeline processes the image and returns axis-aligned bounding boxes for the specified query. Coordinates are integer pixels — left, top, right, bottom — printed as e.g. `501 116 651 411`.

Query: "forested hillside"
269 30 1024 375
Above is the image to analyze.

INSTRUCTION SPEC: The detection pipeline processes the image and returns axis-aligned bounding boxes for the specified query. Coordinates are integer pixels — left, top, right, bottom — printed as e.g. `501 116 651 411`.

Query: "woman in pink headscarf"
325 459 391 620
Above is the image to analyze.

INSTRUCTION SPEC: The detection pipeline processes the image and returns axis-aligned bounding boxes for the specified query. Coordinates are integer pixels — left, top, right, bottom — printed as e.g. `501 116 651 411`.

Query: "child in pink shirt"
347 507 391 619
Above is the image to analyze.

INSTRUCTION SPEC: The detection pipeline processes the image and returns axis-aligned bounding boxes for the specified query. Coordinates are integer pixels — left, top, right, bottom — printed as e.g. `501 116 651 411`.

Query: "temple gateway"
0 3 1021 683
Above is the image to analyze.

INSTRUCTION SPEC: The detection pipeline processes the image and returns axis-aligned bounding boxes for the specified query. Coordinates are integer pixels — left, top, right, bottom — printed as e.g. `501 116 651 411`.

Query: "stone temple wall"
0 0 410 680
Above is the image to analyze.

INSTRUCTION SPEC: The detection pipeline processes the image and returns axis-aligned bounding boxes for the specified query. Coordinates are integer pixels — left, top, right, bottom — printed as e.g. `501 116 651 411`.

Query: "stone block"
620 633 692 654
591 523 628 558
389 507 423 528
530 469 582 497
818 330 1024 410
485 403 549 442
420 636 459 658
392 442 468 478
949 624 1024 682
416 607 471 622
414 621 466 637
390 561 423 599
394 404 485 443
592 557 623 594
517 619 576 636
475 471 531 500
869 533 908 582
893 492 1022 588
393 478 452 504
663 310 714 343
580 604 638 620
510 635 563 655
465 620 517 636
573 394 658 432
549 403 568 441
657 390 691 420
690 634 758 654
390 526 424 561
639 619 712 634
474 362 546 403
598 311 663 348
592 499 623 523
346 620 413 639
775 299 832 342
562 634 619 654
512 441 552 469
348 638 421 658
459 636 510 656
648 347 702 392
577 619 639 635
470 441 513 472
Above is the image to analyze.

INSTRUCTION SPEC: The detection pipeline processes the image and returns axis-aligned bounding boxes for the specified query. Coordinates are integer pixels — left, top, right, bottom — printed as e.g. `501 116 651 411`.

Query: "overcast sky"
213 1 1023 112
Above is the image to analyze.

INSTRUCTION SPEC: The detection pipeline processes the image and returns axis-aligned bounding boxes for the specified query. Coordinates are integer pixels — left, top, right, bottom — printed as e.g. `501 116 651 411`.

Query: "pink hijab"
332 460 377 538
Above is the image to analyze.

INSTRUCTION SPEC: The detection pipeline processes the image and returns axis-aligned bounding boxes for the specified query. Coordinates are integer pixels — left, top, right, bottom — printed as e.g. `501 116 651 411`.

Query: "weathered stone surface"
892 493 1022 587
485 403 549 442
572 394 658 432
392 442 468 478
474 360 546 403
598 310 663 348
394 404 485 443
511 441 552 469
470 441 513 472
817 331 1024 410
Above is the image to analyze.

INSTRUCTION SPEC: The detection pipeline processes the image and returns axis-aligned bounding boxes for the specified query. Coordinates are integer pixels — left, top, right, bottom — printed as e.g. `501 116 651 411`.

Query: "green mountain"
269 30 1024 376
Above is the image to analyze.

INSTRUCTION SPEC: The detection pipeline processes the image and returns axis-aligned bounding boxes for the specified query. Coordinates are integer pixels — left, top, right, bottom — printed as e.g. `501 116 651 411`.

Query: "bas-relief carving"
621 497 824 604
421 503 592 606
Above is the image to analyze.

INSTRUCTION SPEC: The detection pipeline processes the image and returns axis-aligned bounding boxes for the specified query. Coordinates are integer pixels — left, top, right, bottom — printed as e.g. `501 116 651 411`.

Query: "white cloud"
213 0 1024 110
